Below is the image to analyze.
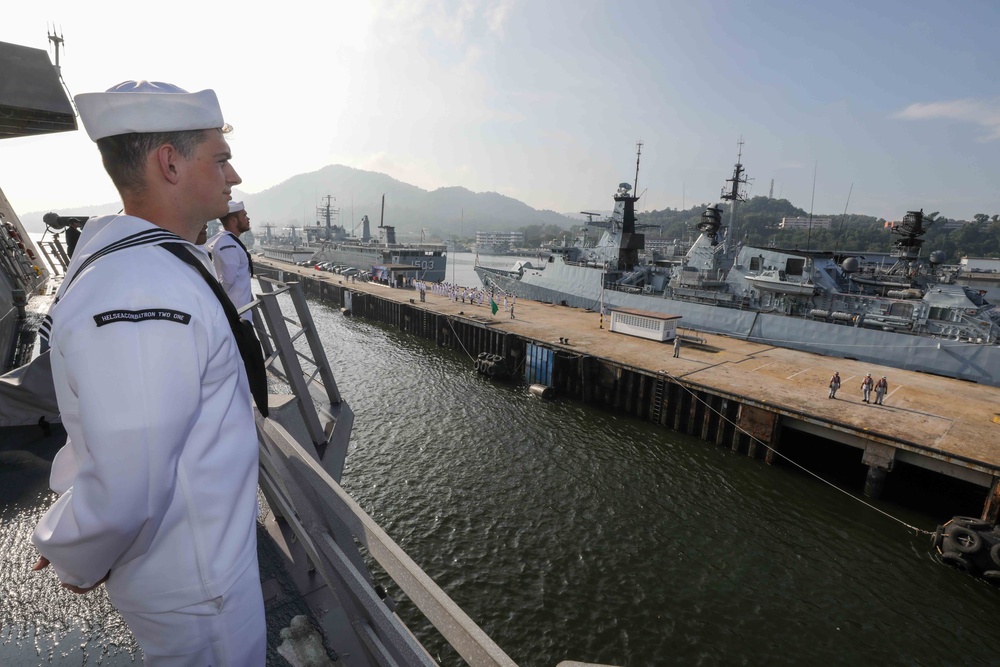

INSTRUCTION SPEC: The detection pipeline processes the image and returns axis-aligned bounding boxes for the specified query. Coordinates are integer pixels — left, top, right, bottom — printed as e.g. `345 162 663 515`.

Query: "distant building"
779 217 833 230
940 219 969 230
961 257 1000 273
476 230 524 254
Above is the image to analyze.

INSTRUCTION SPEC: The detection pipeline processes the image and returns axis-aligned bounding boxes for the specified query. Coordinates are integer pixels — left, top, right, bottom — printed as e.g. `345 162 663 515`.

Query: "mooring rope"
445 316 476 362
662 372 934 537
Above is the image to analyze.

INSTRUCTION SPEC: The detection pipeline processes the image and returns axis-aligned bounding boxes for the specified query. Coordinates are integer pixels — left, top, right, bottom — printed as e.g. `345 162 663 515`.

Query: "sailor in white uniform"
31 81 265 666
206 200 255 322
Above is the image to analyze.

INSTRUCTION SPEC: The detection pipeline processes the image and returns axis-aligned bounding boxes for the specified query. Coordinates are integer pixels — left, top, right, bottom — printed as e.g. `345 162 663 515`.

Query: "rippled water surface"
4 275 1000 665
309 291 1000 665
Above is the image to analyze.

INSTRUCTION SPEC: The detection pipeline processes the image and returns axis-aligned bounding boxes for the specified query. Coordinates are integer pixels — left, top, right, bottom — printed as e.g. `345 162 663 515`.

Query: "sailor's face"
187 129 241 221
195 222 208 245
235 210 251 234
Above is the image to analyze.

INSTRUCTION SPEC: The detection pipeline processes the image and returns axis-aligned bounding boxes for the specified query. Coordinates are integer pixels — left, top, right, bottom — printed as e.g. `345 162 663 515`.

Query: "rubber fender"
982 569 1000 583
990 543 1000 569
950 516 992 531
946 526 983 554
941 551 972 573
474 359 482 372
486 364 496 377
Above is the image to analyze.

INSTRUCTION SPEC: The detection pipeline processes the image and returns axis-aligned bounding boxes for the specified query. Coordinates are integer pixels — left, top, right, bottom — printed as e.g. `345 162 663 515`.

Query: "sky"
2 0 1000 223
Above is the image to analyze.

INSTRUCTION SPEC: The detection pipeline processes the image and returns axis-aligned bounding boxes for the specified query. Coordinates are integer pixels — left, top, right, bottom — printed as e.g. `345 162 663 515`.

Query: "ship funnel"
384 225 397 245
697 204 724 246
361 215 371 242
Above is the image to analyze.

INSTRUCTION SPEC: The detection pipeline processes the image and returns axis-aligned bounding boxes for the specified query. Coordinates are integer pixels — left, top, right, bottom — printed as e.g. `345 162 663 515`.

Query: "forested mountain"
19 165 575 239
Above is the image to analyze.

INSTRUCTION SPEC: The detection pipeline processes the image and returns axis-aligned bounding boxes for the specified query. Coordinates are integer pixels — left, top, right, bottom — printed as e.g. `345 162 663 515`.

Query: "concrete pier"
258 259 1000 519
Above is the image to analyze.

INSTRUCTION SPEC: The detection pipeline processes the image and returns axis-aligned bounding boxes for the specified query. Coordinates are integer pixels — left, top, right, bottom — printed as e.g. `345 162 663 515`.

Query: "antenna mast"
47 27 64 75
720 138 748 255
316 195 339 239
633 140 643 194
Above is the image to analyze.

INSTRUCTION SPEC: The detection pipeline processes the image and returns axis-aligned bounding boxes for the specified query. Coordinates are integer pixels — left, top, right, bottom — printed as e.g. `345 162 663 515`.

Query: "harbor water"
3 254 1000 665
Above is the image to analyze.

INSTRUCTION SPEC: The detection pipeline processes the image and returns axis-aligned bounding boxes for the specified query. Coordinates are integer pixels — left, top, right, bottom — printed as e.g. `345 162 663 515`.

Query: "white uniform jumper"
32 215 263 664
206 230 254 322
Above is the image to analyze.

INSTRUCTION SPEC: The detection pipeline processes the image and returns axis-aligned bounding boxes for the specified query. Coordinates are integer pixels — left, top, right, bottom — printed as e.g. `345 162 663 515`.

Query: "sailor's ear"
153 144 182 185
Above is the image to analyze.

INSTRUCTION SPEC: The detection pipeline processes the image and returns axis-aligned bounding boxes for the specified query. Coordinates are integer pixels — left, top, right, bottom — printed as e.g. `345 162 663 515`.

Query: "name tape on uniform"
93 309 192 327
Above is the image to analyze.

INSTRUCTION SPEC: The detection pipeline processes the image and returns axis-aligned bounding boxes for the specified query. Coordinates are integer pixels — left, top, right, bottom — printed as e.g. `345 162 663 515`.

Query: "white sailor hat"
75 80 226 141
228 200 245 214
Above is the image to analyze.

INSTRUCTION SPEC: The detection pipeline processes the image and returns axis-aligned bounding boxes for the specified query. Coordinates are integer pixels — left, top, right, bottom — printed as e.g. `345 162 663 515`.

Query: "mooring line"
663 372 933 536
445 316 476 362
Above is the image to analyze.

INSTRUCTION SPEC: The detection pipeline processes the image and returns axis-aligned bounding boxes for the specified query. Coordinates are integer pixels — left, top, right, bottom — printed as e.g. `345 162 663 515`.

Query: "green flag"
490 298 499 315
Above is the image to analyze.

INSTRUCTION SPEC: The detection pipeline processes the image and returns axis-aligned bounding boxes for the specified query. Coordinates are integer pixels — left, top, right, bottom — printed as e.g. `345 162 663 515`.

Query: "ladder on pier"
650 376 667 425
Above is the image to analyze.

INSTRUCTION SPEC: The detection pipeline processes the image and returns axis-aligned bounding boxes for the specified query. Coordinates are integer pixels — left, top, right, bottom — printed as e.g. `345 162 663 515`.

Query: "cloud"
893 99 1000 141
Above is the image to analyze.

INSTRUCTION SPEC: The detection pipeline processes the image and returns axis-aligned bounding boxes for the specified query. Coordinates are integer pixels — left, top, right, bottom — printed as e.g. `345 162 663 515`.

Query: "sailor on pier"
829 371 841 399
874 376 888 405
861 373 875 403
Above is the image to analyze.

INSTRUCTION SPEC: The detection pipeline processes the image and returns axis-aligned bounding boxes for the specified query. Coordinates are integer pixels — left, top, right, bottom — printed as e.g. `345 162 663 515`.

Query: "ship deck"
270 260 1000 482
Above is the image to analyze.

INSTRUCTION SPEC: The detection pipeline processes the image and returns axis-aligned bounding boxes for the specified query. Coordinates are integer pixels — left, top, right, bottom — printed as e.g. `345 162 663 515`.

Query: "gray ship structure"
0 38 77 372
475 148 1000 386
262 196 447 282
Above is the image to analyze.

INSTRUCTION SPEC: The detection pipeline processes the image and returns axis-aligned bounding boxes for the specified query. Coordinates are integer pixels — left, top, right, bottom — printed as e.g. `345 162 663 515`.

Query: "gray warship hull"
476 261 1000 386
312 243 448 282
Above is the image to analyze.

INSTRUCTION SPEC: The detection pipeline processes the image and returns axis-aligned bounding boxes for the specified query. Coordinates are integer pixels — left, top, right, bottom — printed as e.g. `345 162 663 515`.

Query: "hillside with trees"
639 197 1000 263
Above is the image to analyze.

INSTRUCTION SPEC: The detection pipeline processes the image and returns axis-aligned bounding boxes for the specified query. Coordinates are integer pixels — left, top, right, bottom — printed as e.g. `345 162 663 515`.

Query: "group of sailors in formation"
416 280 516 315
828 371 889 405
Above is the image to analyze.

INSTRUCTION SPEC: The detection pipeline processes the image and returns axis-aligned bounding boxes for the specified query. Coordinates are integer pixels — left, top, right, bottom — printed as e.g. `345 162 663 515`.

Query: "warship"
262 195 448 281
475 145 1000 386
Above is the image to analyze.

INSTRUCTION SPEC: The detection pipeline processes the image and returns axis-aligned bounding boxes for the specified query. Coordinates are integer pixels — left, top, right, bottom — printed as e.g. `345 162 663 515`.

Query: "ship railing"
246 277 343 452
256 416 517 667
34 237 70 277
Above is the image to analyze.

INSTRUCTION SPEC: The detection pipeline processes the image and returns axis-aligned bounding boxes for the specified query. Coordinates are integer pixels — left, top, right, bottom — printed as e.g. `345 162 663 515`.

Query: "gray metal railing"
246 278 341 448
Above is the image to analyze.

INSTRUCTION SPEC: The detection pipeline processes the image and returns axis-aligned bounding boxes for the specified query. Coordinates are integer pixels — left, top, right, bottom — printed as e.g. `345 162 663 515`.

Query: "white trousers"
119 558 266 666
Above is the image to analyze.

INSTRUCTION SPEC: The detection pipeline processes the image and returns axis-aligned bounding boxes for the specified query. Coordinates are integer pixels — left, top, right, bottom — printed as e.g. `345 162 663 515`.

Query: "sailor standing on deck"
206 200 255 322
30 81 265 666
